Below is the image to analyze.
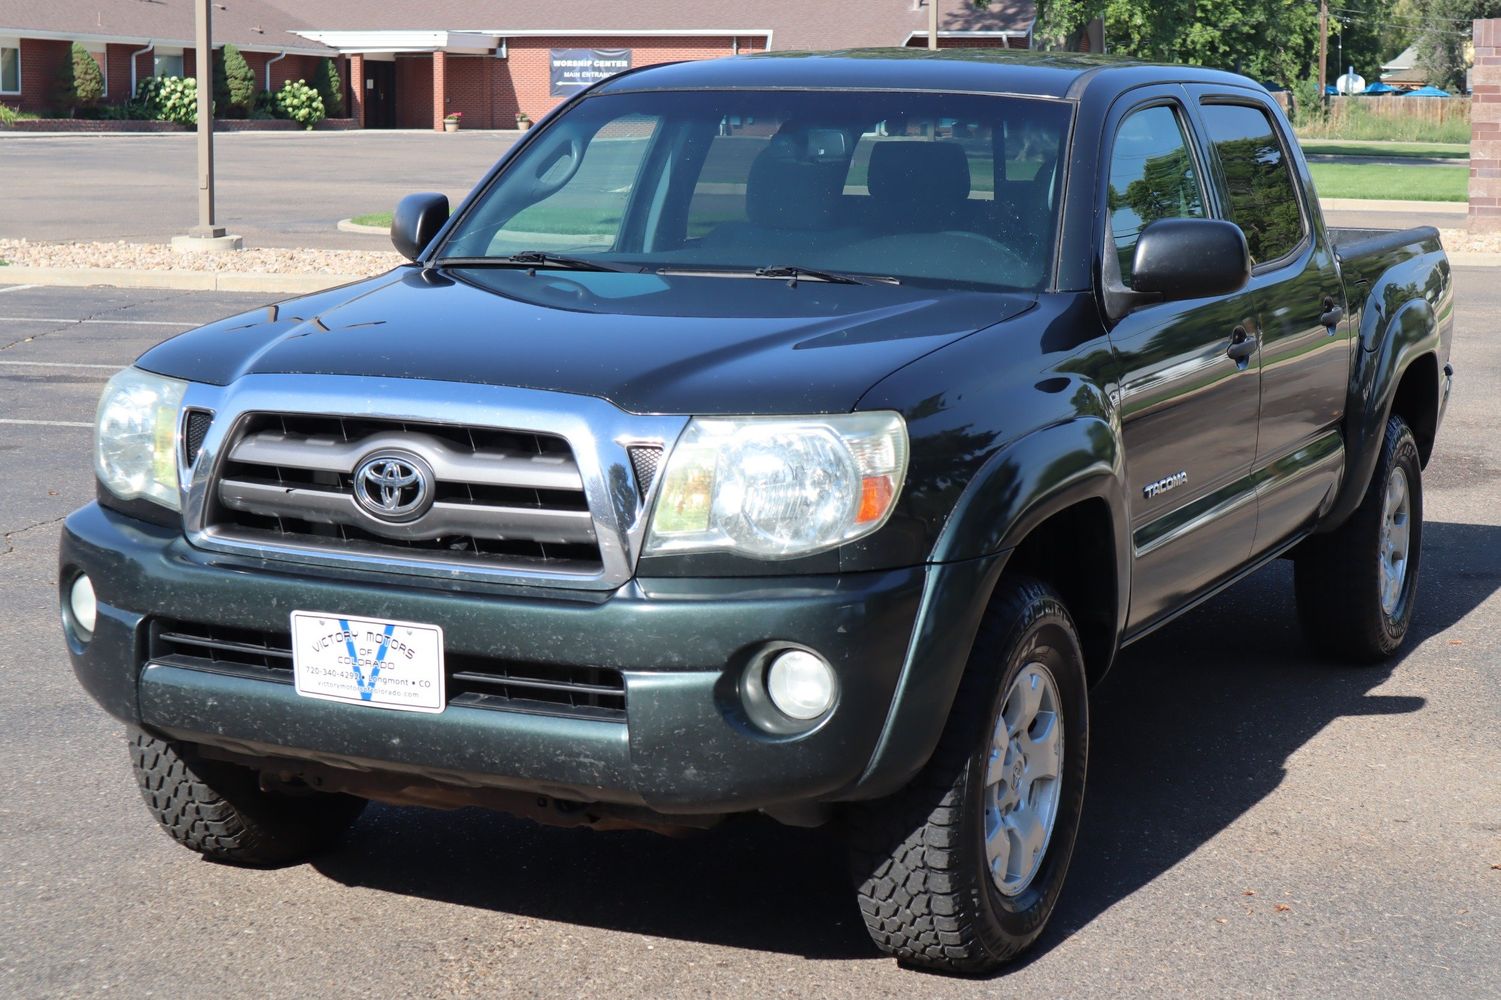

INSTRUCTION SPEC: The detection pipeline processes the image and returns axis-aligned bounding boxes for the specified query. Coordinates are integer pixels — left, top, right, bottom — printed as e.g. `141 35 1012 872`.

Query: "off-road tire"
130 728 365 866
1294 414 1423 662
843 577 1089 974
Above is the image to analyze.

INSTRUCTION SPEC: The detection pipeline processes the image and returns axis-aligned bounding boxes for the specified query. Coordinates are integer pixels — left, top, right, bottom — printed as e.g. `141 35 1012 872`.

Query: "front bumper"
61 503 933 814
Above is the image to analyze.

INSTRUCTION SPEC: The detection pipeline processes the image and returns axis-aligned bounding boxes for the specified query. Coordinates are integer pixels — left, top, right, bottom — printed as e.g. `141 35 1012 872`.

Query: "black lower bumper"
60 503 967 814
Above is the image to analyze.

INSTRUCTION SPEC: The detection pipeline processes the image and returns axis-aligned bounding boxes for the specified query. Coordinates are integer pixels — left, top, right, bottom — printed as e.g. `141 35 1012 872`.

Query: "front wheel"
1295 414 1424 662
130 729 365 866
843 577 1089 973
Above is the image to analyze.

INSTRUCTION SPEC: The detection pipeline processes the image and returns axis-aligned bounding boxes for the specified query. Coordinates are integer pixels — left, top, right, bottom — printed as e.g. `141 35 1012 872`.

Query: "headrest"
867 141 972 216
745 147 845 231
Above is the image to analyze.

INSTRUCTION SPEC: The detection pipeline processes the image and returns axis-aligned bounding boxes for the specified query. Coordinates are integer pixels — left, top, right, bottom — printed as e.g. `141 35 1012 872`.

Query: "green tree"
1325 0 1406 83
1414 0 1501 92
1035 0 1320 86
71 44 105 111
213 44 256 118
312 57 343 118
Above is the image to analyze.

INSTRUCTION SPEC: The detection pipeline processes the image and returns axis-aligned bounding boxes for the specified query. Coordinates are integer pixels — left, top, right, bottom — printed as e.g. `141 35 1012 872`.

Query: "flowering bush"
274 79 325 130
136 75 199 126
444 111 463 121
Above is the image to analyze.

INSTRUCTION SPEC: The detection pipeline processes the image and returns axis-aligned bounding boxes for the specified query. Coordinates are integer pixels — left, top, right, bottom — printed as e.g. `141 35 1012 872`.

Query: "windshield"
441 89 1072 292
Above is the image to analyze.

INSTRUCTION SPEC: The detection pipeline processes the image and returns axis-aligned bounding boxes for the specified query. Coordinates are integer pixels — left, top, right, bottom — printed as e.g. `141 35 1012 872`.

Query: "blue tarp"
1325 84 1340 95
1363 81 1397 94
1403 85 1451 97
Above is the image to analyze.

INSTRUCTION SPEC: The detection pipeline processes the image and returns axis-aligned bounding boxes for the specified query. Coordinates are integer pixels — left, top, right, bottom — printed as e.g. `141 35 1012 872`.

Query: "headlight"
644 412 908 559
95 367 188 511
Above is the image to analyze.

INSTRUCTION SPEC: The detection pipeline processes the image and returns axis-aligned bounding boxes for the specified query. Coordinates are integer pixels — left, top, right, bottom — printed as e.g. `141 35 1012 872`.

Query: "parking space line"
0 284 38 295
0 360 123 370
0 317 192 327
0 418 92 427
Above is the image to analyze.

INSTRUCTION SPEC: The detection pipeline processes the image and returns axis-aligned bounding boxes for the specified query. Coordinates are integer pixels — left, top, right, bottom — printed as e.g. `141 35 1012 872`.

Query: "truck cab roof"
592 48 1266 102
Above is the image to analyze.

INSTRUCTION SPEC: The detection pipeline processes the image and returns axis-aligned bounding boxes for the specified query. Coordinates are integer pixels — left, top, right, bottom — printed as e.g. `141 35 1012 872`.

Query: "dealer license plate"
290 611 446 714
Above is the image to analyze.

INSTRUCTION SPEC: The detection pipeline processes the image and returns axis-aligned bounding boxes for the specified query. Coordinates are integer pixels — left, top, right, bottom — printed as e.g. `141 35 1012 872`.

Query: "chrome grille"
207 414 603 573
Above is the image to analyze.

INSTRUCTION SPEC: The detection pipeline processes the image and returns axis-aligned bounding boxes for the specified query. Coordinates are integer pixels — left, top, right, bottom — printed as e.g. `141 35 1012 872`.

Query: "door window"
1106 105 1207 287
1 42 19 95
1199 103 1306 266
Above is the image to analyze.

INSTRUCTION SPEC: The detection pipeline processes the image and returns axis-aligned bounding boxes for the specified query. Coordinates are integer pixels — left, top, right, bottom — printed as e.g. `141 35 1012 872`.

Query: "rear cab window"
1197 102 1308 267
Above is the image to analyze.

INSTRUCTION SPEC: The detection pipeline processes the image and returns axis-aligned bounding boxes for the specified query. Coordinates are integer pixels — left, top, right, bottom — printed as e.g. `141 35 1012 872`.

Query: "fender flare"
846 412 1131 801
1323 293 1440 531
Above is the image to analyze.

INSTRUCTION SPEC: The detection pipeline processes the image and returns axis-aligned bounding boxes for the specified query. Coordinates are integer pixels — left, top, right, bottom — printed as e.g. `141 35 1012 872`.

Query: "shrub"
70 43 105 113
312 57 343 118
136 75 200 126
274 79 325 129
213 44 256 118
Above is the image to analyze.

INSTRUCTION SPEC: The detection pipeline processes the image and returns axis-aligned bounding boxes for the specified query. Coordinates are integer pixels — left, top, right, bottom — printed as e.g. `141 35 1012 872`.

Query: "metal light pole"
173 0 241 251
192 0 222 238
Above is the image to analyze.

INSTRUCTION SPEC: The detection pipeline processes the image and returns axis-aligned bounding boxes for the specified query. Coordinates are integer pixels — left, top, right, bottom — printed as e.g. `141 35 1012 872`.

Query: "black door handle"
1320 296 1344 328
1226 327 1258 363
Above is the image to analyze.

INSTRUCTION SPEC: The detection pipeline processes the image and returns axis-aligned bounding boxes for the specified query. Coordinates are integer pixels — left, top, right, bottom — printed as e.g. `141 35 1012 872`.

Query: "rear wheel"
843 577 1089 973
1295 414 1423 662
130 728 365 866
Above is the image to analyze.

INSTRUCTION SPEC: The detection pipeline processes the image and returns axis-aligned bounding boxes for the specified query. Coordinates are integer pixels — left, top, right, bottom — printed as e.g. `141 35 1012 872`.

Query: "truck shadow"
309 519 1499 965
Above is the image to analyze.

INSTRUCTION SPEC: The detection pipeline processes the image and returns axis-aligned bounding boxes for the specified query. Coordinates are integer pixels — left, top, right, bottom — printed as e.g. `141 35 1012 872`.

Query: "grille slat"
151 621 627 722
208 415 603 574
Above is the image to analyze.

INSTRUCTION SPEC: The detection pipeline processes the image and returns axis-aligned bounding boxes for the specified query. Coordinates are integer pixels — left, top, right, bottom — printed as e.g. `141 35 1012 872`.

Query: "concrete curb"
1321 198 1466 214
0 266 365 294
337 219 389 235
1447 252 1501 267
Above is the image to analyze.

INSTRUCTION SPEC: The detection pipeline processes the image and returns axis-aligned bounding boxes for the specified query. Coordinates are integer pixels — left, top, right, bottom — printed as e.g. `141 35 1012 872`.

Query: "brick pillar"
1470 19 1501 230
432 50 447 131
348 53 365 127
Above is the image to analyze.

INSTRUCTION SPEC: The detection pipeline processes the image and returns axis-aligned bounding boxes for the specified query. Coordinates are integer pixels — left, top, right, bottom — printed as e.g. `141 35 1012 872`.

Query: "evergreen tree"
312 58 343 118
213 44 256 118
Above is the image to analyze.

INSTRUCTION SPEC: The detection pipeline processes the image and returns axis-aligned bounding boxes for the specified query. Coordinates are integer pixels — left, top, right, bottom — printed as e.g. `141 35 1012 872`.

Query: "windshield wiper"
431 251 635 273
754 265 899 286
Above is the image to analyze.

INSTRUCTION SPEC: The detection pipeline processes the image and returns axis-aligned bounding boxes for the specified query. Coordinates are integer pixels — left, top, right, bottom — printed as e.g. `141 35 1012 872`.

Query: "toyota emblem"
352 453 434 522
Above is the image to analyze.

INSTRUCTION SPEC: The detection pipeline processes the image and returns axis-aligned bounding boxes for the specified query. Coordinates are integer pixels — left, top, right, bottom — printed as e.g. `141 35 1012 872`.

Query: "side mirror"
391 192 450 261
1131 218 1251 301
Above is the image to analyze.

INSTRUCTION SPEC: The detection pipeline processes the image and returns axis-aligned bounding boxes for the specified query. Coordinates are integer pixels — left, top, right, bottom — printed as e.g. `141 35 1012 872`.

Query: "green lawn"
1299 139 1469 160
351 212 393 227
1307 162 1468 202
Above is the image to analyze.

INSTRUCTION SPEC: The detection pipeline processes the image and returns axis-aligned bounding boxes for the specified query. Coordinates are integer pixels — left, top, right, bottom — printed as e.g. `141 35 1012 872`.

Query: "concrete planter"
444 119 460 132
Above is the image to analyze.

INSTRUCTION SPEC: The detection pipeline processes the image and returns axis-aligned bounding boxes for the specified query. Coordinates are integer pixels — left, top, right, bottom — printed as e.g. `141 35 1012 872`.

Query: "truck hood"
136 266 1035 414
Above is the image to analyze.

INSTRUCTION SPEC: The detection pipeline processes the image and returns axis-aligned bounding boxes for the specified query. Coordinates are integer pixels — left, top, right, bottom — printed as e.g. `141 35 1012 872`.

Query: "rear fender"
1323 263 1445 530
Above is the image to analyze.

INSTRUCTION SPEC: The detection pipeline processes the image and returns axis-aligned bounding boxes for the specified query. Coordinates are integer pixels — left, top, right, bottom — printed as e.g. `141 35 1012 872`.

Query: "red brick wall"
443 55 495 128
268 54 321 92
12 38 70 113
396 55 434 129
902 36 1028 48
105 44 135 100
348 53 365 127
1472 19 1501 230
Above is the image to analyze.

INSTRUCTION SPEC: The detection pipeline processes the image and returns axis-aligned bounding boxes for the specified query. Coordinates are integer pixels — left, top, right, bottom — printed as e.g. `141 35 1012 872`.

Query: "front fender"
846 403 1130 801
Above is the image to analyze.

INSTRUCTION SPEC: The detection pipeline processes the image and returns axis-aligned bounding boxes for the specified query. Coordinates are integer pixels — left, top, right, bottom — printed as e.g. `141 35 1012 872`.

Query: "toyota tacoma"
61 50 1453 972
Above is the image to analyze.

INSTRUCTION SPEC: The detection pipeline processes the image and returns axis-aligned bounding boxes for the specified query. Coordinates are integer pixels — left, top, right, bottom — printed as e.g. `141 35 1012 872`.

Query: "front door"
364 61 396 129
1101 97 1264 632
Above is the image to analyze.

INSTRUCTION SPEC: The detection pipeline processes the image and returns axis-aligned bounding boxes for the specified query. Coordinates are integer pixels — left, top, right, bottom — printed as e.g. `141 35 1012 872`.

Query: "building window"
154 48 184 79
1 42 20 95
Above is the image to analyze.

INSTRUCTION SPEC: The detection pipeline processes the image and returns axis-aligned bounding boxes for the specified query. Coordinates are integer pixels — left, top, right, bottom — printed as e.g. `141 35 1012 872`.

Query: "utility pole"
929 0 939 50
173 0 241 251
1318 0 1329 102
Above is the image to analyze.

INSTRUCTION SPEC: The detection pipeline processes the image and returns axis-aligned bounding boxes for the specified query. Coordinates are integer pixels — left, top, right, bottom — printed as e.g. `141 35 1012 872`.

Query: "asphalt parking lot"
0 276 1497 999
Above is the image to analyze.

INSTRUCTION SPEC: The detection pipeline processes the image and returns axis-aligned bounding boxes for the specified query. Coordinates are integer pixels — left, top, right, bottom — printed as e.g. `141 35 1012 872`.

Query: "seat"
865 140 972 231
701 144 848 254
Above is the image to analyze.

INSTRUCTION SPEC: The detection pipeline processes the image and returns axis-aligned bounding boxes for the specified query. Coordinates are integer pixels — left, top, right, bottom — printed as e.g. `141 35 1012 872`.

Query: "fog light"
69 574 97 636
766 649 836 721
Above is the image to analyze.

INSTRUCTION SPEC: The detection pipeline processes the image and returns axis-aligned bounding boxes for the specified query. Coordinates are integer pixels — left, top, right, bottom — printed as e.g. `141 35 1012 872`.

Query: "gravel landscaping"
0 239 404 275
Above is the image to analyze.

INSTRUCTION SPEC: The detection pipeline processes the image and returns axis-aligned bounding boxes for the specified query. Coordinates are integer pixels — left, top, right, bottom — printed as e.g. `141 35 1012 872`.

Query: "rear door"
1187 91 1350 556
1100 90 1264 631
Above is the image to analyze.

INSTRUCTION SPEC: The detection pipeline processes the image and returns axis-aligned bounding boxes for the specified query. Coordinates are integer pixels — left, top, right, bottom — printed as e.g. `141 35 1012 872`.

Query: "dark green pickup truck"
61 51 1452 972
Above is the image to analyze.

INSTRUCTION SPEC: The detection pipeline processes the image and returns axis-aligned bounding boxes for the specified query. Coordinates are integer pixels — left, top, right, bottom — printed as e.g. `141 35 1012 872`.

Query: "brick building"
2 1 1037 129
0 0 337 117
